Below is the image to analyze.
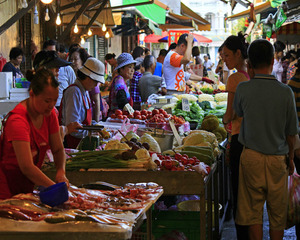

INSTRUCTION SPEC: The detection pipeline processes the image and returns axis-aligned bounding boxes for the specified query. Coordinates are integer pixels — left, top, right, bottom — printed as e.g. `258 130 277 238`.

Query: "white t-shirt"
162 50 186 91
272 59 283 82
56 66 76 106
203 59 213 70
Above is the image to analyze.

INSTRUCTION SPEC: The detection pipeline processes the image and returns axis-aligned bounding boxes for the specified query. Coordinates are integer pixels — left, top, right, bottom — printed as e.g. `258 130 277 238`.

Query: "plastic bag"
286 172 300 229
113 119 138 141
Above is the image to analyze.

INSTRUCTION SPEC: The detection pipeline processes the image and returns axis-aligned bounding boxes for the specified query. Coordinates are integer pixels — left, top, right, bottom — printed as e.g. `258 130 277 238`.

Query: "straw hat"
79 57 105 83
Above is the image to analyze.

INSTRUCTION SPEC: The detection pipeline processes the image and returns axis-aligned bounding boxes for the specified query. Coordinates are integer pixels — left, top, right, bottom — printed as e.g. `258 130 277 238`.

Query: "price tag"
182 98 190 112
123 103 134 115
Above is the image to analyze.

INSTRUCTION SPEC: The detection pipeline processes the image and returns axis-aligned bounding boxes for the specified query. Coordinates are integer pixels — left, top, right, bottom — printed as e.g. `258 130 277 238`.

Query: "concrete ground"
220 206 298 240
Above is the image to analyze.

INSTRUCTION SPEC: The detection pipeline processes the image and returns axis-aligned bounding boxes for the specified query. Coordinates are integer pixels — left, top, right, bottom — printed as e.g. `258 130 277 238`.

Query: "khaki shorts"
235 148 289 230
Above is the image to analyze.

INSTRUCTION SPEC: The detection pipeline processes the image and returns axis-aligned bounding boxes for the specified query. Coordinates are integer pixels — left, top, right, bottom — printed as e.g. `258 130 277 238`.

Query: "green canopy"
270 0 286 8
123 0 166 24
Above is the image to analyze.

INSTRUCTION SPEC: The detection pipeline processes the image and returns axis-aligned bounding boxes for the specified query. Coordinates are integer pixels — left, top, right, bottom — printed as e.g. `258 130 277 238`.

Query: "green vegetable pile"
173 100 205 124
47 150 146 171
200 88 214 94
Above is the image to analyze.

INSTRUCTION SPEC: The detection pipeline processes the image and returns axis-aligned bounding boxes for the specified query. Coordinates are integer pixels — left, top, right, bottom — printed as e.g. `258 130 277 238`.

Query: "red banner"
168 30 189 46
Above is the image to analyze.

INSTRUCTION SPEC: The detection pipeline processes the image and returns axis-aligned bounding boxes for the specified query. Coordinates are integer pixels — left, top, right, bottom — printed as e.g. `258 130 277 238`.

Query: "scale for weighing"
77 125 104 150
150 95 178 109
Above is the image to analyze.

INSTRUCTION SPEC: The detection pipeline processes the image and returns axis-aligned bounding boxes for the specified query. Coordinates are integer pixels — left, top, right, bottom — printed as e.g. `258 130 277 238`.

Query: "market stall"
0 183 163 240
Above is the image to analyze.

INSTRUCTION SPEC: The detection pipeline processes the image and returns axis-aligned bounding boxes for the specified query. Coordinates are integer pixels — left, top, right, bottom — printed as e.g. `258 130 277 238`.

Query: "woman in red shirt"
0 68 69 199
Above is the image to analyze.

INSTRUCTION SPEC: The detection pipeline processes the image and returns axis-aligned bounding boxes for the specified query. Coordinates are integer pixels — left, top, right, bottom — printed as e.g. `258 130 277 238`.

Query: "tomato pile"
169 115 185 124
110 109 148 120
110 109 171 122
146 109 171 125
154 153 210 173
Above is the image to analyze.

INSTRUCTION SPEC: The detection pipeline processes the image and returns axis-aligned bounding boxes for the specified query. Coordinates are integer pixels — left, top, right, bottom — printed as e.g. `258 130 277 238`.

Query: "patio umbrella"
158 33 212 43
144 31 168 43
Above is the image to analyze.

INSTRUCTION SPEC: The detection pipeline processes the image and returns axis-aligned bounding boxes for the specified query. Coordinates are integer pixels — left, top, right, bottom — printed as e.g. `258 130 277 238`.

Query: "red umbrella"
144 31 168 43
192 33 212 43
158 33 212 43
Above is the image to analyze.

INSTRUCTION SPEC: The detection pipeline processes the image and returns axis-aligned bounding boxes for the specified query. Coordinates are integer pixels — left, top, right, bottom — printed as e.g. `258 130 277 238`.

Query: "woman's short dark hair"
26 68 59 95
273 41 285 53
69 47 90 63
168 43 177 52
9 47 23 60
223 32 249 59
192 46 200 57
248 39 274 69
132 46 144 59
105 53 116 61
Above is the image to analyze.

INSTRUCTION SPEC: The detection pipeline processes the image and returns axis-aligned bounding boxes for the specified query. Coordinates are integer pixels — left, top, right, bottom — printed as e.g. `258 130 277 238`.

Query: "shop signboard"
168 30 189 46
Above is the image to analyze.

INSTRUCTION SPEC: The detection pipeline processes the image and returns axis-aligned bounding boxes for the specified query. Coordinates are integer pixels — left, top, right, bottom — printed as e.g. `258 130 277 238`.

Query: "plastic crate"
139 210 205 240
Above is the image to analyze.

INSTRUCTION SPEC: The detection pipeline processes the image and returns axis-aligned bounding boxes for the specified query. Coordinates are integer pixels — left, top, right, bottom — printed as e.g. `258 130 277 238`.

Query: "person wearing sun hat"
33 50 72 78
108 53 136 114
59 57 105 149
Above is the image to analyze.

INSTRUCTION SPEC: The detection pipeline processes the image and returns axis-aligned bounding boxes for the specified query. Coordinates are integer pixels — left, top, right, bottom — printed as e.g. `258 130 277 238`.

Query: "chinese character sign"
168 30 189 46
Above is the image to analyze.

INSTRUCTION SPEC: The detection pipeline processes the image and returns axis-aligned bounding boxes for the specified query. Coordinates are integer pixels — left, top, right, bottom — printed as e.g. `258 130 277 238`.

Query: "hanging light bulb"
41 0 53 3
74 22 79 33
105 31 110 39
88 28 92 36
102 23 106 32
21 0 28 8
33 5 39 24
80 37 85 45
56 13 61 25
45 7 50 21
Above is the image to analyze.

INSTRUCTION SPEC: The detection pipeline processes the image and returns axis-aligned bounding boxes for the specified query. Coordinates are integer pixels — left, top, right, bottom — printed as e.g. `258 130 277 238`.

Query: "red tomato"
188 158 196 165
164 160 173 170
174 153 182 160
135 115 142 120
141 110 148 116
134 110 141 116
115 109 122 116
141 115 147 120
117 115 124 119
152 109 159 115
159 109 166 115
111 114 117 118
128 114 134 119
122 110 129 116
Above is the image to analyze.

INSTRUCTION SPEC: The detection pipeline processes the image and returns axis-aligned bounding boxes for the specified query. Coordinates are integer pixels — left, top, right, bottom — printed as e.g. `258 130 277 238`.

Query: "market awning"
122 0 167 24
277 22 300 34
226 1 272 21
144 31 168 43
159 3 211 31
60 0 115 27
158 33 212 43
276 22 300 44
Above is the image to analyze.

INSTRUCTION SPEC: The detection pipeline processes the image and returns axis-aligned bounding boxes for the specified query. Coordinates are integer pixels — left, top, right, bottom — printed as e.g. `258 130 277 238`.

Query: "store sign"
168 30 189 46
182 98 190 112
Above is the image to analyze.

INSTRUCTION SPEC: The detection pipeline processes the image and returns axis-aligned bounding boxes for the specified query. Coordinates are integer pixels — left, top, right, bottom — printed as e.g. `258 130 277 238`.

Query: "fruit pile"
169 115 185 124
145 109 171 128
154 153 211 173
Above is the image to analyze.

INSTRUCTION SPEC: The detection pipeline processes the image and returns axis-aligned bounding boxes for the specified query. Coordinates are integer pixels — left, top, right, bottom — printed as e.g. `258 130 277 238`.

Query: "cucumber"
180 150 213 166
183 146 213 157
